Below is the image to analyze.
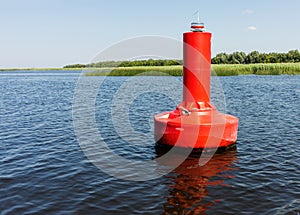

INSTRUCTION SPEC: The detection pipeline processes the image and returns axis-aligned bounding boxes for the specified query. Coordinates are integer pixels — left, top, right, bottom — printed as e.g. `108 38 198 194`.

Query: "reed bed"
77 63 300 76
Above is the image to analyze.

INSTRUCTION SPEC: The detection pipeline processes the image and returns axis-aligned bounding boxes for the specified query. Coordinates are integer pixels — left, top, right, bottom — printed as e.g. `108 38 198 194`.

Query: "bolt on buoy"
154 18 239 149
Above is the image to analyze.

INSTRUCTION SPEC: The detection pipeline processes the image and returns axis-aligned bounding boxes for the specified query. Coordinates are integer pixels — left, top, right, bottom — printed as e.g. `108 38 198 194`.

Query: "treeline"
118 59 182 67
64 59 182 68
63 50 300 68
212 50 300 64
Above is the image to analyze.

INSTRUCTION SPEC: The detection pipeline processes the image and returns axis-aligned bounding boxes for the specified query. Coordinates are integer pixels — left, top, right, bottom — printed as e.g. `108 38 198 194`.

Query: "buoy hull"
154 110 238 149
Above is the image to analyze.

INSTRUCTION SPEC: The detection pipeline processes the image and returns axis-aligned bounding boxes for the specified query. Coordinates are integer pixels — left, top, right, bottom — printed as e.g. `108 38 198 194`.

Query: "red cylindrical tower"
154 21 239 149
183 31 211 104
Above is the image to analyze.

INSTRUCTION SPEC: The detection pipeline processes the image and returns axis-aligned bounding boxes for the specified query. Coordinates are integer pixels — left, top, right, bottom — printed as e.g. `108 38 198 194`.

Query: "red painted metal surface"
154 23 239 149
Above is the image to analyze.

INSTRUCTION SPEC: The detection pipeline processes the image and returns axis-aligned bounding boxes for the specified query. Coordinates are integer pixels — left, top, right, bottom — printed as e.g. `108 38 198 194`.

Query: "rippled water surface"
0 71 299 214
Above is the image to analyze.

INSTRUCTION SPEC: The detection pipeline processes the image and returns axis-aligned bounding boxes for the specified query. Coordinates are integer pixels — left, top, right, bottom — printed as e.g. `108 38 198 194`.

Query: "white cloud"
247 26 257 31
242 9 254 15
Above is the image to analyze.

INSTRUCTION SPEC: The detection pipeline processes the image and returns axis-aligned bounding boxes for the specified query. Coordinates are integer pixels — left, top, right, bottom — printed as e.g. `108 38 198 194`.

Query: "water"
0 71 299 214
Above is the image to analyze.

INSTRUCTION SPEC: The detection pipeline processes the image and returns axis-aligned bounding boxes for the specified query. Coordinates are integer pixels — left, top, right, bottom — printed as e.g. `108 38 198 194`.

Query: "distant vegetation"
63 50 300 69
211 63 300 76
85 63 300 76
64 59 182 69
85 66 182 76
2 50 299 76
70 50 300 76
211 50 300 64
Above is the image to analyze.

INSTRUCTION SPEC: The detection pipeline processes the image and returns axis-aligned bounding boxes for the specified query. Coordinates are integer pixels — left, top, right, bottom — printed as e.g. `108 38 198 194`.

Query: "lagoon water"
0 71 299 214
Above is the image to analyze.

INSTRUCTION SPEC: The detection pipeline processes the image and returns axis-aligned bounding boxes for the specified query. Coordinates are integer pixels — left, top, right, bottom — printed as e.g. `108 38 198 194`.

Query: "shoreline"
1 63 300 76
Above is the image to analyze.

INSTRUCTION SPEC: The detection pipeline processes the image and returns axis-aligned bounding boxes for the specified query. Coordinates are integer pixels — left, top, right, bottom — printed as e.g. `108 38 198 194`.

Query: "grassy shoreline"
1 63 300 76
85 63 300 76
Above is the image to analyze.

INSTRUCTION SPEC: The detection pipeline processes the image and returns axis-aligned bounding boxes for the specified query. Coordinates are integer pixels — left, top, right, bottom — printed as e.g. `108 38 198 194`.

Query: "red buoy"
154 21 238 149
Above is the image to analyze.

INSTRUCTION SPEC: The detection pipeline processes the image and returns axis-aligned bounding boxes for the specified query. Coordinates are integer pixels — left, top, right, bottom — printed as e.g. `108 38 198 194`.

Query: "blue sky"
1 0 299 68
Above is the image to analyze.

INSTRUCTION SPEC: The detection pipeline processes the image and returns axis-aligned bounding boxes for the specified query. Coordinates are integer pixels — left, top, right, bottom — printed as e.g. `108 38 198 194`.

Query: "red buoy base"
154 106 238 149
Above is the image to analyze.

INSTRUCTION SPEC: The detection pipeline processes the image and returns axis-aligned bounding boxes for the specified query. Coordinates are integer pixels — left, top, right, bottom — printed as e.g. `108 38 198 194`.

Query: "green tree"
288 50 300 62
245 51 260 64
212 53 229 64
227 52 246 64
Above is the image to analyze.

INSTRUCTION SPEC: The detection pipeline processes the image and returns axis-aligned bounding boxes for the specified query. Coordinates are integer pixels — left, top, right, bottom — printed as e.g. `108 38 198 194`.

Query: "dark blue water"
0 71 299 214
